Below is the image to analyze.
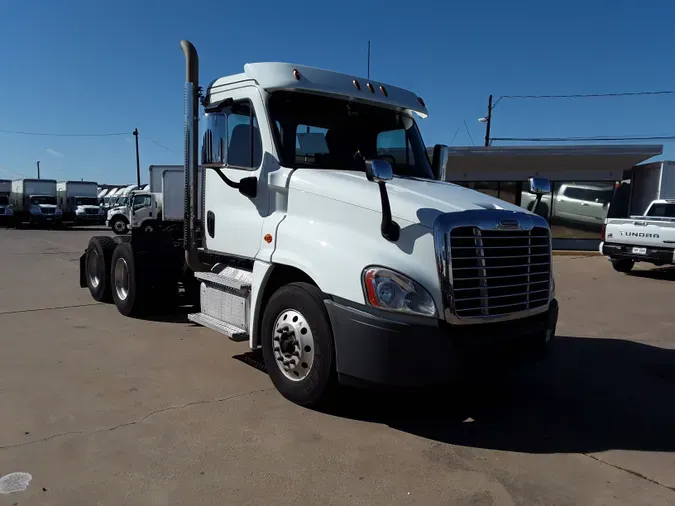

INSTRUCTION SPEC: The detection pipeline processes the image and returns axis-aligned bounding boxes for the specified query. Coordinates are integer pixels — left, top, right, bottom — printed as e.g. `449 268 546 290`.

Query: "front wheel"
261 282 337 407
611 258 634 273
110 216 128 235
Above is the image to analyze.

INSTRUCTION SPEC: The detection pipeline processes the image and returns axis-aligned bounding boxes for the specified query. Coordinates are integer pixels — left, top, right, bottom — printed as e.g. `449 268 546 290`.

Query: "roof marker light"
379 85 388 97
366 83 375 93
293 69 301 80
353 79 361 91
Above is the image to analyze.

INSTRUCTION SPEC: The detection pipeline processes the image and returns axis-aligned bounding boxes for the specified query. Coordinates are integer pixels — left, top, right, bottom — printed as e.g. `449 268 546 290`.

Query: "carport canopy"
443 145 663 182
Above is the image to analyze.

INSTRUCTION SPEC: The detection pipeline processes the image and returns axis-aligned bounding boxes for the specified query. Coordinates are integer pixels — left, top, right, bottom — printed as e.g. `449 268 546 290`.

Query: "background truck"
106 185 138 233
78 40 558 408
0 179 14 225
11 179 62 227
601 199 675 272
57 180 105 225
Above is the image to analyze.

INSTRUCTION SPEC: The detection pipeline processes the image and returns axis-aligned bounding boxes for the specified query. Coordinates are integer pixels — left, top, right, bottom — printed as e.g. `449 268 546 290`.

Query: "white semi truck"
11 179 62 227
0 179 14 225
57 180 106 225
79 41 558 407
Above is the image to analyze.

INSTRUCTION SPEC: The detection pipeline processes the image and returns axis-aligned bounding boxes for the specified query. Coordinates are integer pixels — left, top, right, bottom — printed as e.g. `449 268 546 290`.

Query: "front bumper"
601 241 675 264
75 214 105 224
30 214 62 224
326 298 558 389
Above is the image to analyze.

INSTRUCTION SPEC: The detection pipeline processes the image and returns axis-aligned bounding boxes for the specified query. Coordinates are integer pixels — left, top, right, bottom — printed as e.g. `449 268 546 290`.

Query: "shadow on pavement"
629 266 675 281
323 336 675 454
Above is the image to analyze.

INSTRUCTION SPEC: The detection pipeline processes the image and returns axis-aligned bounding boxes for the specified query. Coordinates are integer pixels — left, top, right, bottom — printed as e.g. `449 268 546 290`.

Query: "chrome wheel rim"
114 257 129 301
272 309 315 382
87 249 100 288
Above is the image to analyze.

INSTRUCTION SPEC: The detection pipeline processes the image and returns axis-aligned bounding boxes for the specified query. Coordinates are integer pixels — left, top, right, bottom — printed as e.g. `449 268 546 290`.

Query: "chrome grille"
449 226 551 319
42 207 55 214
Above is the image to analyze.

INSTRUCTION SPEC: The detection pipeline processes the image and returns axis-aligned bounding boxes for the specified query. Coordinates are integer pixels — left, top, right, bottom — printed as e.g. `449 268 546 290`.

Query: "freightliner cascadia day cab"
11 179 62 227
79 40 558 407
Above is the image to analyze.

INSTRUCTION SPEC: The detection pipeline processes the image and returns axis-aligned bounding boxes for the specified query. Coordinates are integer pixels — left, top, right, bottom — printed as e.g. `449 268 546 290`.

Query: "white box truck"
0 179 14 225
57 180 105 225
78 40 559 408
11 179 62 227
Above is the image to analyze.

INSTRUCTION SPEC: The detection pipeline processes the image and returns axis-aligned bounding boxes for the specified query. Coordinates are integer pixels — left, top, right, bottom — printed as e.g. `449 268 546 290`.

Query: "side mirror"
528 177 551 195
201 112 228 168
431 144 449 181
365 159 393 183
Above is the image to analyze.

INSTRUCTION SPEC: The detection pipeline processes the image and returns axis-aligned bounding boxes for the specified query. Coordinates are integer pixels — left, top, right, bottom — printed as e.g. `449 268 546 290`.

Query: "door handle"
581 202 589 206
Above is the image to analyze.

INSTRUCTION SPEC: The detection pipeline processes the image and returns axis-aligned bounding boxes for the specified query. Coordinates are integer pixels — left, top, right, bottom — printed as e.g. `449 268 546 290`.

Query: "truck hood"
288 170 528 227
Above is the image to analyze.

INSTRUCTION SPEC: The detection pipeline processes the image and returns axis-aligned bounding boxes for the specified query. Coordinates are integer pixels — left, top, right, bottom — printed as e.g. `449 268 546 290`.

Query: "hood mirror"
528 177 551 195
527 177 551 216
365 159 399 242
365 159 393 183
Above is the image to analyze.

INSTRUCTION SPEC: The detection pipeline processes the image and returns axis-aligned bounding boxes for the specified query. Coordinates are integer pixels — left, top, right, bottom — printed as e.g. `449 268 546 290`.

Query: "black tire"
110 242 146 316
85 236 116 302
261 282 337 407
612 258 635 273
110 216 128 235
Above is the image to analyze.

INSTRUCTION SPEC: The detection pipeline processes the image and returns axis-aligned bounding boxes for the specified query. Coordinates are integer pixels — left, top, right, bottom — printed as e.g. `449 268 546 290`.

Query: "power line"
463 120 475 146
138 133 182 157
493 135 675 142
499 90 675 100
0 128 128 137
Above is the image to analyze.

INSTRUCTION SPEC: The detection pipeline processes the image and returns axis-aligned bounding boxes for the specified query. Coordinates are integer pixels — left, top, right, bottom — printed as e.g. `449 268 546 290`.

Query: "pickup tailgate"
605 217 675 248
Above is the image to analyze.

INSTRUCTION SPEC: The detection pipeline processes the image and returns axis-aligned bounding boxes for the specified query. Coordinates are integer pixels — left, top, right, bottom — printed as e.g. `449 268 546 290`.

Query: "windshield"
268 91 433 179
116 197 129 207
75 197 99 206
30 196 56 205
647 203 675 218
0 196 8 206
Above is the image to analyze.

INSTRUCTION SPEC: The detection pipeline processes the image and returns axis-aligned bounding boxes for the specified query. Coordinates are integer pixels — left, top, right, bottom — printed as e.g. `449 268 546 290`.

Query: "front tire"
110 242 146 316
611 258 634 273
110 216 128 235
85 236 116 302
261 282 337 407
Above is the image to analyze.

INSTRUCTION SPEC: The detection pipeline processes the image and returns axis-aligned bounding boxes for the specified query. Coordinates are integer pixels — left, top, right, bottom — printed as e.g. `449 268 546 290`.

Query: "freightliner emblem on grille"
497 219 520 230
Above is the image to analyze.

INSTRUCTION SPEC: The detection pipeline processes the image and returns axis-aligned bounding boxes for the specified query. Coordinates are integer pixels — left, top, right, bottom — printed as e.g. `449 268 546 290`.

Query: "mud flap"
79 251 87 288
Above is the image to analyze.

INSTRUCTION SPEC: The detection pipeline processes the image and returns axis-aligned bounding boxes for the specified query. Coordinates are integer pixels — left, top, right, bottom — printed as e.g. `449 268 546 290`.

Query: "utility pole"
36 161 40 179
367 40 371 79
484 94 493 146
133 128 141 187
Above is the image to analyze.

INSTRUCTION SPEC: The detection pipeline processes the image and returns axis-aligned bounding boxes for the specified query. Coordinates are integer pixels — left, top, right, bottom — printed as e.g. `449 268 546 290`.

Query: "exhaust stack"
181 40 208 272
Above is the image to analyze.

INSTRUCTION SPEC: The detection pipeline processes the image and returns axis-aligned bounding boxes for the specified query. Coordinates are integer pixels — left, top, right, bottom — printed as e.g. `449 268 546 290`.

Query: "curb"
553 250 601 256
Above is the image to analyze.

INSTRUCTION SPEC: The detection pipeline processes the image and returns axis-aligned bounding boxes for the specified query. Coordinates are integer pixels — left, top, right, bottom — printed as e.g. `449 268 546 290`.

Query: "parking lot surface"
1 227 674 505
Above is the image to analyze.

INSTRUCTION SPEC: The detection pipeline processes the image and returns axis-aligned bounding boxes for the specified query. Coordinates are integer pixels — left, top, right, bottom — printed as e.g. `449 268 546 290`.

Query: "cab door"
202 86 274 259
130 193 153 227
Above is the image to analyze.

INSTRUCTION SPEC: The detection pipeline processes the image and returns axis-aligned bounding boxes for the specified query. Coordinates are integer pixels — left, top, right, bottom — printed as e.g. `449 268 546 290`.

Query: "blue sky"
1 0 674 183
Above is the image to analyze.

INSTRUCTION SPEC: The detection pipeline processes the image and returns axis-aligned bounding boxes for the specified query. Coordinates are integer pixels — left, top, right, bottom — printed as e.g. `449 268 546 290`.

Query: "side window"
133 195 151 210
225 101 263 169
296 125 329 161
376 129 415 167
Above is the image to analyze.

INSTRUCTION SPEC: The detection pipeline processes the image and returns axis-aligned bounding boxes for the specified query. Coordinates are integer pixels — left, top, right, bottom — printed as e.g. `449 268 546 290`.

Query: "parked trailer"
57 181 106 225
0 179 14 225
79 40 559 408
629 161 675 217
11 179 62 227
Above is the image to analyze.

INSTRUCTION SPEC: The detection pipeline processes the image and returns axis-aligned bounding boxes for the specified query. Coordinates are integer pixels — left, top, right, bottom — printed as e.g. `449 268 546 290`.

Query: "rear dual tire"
85 236 117 302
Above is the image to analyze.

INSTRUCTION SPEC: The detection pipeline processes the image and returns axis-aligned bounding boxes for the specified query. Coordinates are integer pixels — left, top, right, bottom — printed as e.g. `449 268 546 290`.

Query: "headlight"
362 267 437 317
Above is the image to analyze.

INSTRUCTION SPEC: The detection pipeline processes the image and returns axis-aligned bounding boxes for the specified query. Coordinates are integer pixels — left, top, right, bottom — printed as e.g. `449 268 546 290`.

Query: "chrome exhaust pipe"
181 40 208 272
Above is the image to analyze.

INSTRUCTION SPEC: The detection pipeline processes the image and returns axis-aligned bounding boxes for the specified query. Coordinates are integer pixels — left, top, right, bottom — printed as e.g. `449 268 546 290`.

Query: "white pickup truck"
601 199 675 272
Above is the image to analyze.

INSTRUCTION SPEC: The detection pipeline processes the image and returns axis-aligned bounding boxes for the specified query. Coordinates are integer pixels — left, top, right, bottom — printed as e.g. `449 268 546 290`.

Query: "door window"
224 101 263 169
132 194 151 211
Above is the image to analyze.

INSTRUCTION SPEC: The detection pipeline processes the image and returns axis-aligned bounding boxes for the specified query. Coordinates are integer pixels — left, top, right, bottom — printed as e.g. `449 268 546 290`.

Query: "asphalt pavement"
1 227 674 505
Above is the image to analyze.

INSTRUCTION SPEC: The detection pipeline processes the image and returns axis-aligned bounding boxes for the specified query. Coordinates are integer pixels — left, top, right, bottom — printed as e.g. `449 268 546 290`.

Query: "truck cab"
80 41 558 408
0 179 13 224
